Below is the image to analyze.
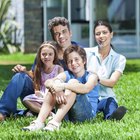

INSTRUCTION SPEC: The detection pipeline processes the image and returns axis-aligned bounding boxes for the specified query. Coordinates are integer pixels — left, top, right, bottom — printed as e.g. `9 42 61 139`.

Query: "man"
0 17 85 121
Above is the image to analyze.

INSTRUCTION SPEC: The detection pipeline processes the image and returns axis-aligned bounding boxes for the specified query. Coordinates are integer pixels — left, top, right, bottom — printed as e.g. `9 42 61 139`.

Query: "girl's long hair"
34 41 58 90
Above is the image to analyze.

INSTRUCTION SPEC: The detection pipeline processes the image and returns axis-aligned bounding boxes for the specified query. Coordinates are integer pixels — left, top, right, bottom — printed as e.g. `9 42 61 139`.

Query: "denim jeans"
97 97 118 120
67 94 98 122
0 72 34 116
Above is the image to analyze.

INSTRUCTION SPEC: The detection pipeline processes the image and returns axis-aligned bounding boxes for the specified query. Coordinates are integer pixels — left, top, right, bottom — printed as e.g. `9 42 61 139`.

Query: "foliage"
0 57 140 139
0 0 19 53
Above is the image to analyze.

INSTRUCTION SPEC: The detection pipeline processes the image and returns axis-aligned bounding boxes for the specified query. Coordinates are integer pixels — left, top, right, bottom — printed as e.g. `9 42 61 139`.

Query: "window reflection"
43 0 139 55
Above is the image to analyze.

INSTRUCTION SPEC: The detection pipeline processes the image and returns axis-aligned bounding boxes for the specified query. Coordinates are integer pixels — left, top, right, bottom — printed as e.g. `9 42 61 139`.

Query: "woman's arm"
99 71 122 88
98 54 126 88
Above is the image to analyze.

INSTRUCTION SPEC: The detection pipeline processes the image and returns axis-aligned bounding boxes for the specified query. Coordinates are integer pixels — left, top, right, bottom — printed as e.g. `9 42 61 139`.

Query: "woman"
86 20 127 120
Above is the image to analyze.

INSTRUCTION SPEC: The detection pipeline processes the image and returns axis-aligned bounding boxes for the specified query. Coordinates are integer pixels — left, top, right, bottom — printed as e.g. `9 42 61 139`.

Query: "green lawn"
0 52 36 64
0 54 140 140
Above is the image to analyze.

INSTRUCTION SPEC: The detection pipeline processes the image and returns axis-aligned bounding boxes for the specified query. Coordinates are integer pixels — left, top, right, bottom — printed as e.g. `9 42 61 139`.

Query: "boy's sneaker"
109 106 127 121
22 120 45 131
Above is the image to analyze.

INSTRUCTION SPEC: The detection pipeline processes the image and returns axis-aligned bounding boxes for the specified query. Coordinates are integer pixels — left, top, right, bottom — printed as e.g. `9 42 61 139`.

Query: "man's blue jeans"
0 72 34 116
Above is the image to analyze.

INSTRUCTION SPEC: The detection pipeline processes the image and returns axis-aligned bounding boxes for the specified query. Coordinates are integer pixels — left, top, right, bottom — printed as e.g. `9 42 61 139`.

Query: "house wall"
24 0 43 53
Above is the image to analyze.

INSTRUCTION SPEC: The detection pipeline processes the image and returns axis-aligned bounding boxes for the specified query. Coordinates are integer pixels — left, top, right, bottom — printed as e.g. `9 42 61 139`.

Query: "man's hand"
12 64 27 73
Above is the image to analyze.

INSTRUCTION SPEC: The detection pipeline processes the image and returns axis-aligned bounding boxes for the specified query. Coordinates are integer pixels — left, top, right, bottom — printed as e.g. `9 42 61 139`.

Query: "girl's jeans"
0 72 34 116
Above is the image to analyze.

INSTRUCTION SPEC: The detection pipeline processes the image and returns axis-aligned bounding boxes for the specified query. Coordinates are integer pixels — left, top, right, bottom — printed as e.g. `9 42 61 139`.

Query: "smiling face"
66 51 86 77
94 25 113 49
40 46 55 66
52 25 72 49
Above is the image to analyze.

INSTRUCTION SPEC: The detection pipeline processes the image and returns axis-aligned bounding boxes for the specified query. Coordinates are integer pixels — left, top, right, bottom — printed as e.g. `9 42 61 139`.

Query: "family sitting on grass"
0 17 127 131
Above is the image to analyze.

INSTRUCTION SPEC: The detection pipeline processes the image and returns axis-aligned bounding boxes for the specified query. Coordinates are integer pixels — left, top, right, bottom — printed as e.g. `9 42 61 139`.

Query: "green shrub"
0 0 19 53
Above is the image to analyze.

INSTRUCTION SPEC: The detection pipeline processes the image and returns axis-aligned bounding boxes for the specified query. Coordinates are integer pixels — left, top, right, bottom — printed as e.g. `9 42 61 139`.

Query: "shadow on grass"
0 64 32 91
0 64 32 79
1 62 140 79
124 63 140 73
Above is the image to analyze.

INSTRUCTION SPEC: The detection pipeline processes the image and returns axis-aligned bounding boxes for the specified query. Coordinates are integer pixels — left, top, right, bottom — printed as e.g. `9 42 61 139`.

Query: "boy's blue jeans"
0 72 34 116
66 94 98 122
97 97 118 120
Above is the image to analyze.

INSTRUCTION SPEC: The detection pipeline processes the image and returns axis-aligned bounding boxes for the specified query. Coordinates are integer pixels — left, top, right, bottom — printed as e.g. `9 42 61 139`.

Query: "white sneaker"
22 120 45 131
43 120 61 132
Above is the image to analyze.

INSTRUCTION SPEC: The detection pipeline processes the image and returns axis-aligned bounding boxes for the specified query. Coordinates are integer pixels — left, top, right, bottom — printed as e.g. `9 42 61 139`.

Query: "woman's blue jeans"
97 97 118 120
0 72 34 116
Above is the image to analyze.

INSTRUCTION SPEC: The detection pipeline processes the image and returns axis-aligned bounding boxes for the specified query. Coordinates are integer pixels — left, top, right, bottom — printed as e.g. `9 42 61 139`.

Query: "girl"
22 41 64 115
22 45 99 131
